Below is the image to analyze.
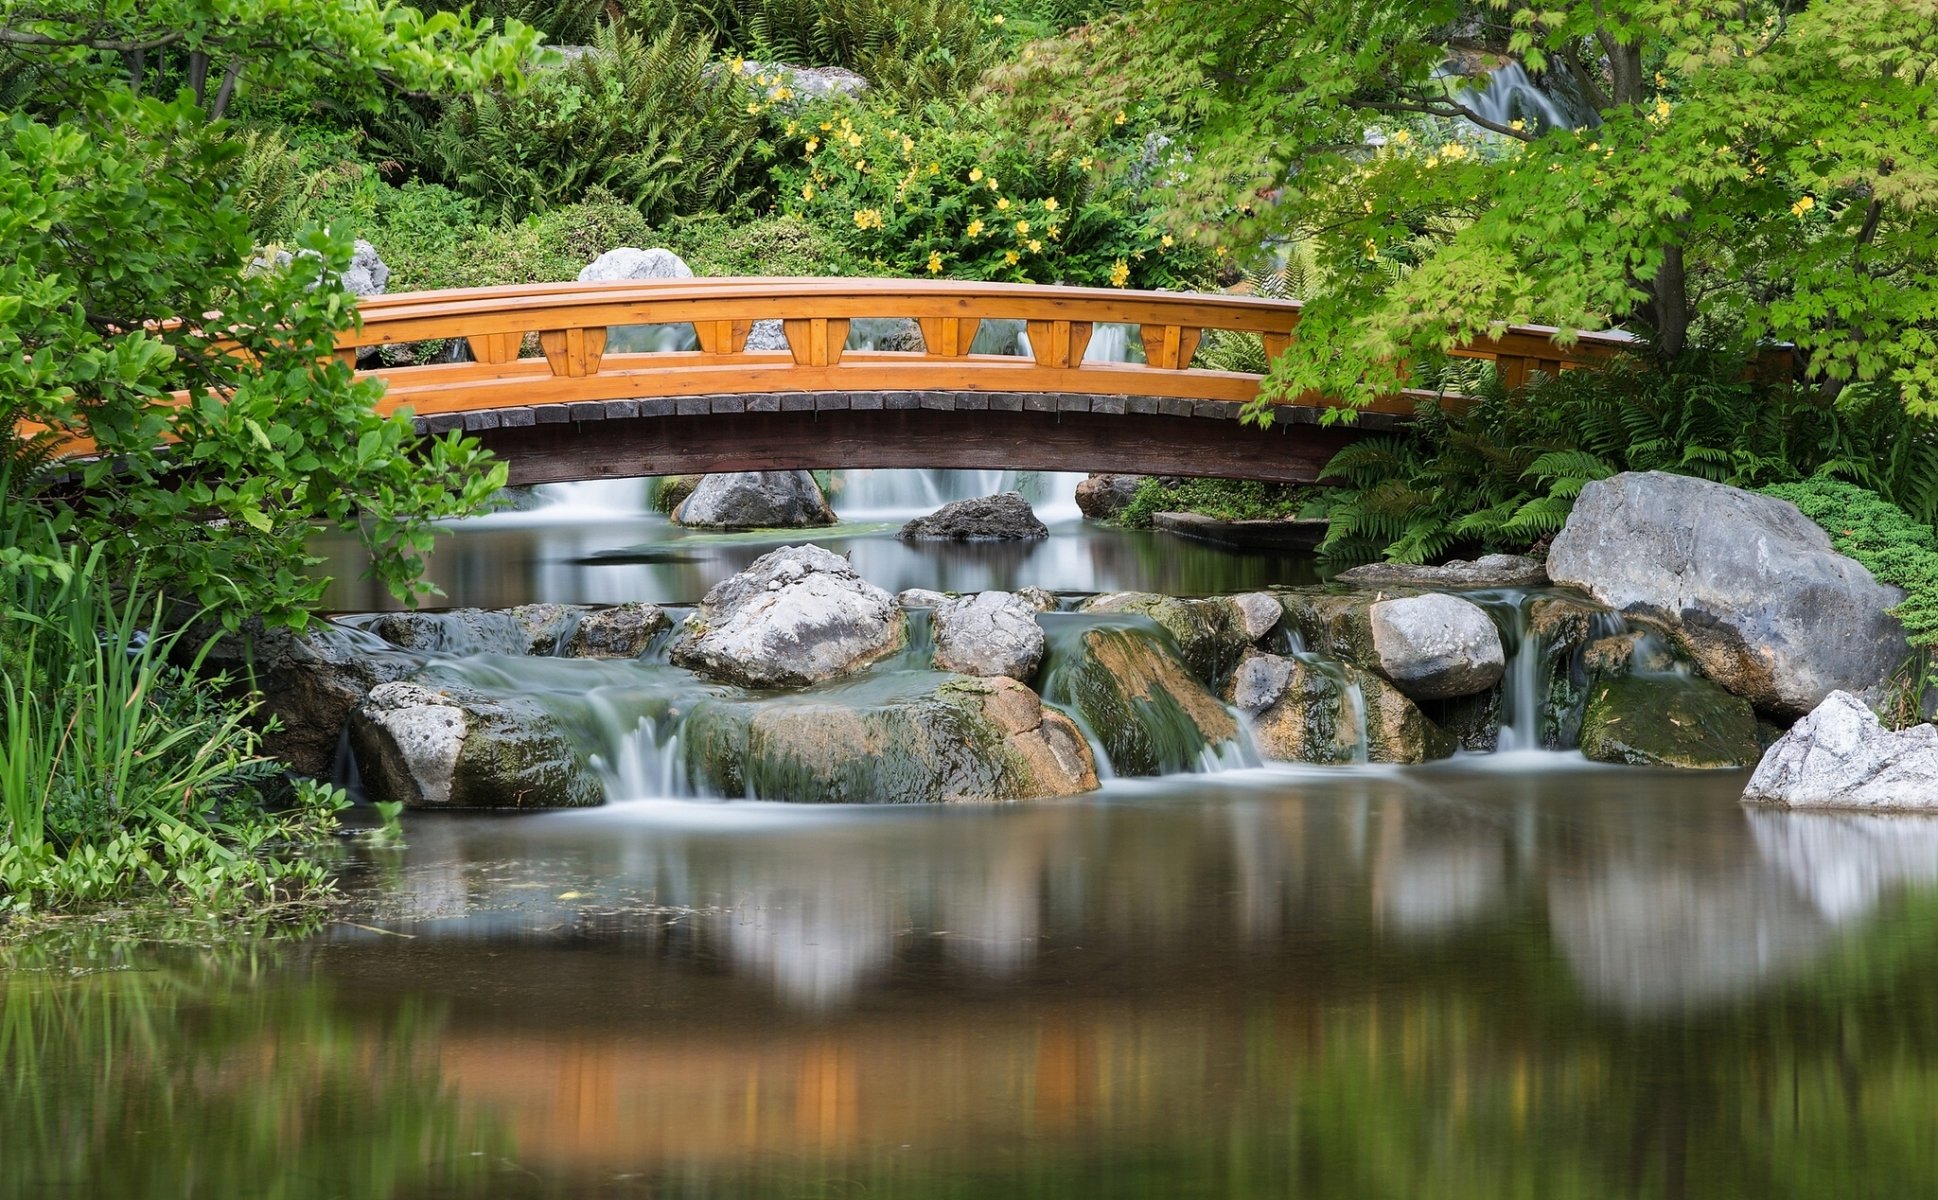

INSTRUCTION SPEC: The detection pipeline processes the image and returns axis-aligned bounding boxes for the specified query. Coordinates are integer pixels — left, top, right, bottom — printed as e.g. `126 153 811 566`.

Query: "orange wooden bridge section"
37 279 1640 485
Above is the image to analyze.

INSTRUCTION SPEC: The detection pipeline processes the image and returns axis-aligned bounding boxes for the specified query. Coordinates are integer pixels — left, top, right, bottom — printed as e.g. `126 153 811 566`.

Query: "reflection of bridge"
51 279 1638 485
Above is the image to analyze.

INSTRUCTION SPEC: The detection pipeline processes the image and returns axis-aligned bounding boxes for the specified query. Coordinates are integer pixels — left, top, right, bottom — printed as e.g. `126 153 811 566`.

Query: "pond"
7 472 1933 1199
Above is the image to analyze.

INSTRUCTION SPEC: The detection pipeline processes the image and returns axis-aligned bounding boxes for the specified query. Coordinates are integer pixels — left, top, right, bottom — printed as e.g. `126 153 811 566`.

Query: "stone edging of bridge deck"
407 391 1415 435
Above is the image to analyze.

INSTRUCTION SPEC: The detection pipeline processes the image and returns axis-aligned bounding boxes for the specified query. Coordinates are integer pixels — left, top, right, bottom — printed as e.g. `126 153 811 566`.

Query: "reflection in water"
14 773 1938 1196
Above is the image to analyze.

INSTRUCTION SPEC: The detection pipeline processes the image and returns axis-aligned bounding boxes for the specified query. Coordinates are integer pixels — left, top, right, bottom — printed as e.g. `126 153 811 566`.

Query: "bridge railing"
30 279 1641 459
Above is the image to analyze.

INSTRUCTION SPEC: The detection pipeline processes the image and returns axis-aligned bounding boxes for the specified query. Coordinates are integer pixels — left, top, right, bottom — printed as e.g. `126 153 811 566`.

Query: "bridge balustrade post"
1026 320 1094 369
916 317 981 357
468 332 524 365
1139 325 1202 371
695 320 754 356
782 318 850 366
539 328 608 378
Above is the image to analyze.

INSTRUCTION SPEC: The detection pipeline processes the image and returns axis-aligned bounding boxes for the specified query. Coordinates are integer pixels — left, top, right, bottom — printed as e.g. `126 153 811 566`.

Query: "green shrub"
721 0 996 105
1115 478 1320 529
422 193 660 288
771 97 1214 287
390 23 766 222
662 213 849 275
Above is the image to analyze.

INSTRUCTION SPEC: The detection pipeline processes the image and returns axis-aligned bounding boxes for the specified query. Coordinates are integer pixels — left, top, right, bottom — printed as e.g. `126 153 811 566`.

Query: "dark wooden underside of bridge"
418 391 1395 486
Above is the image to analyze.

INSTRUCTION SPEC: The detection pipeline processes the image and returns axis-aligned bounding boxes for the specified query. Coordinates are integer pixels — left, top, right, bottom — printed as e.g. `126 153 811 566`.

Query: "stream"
8 470 1937 1198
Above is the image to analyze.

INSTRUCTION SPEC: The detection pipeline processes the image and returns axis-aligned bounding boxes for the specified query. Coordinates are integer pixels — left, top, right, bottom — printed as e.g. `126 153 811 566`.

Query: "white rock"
671 545 904 687
578 247 695 282
932 592 1046 680
1368 593 1505 699
1744 691 1938 809
1230 592 1282 642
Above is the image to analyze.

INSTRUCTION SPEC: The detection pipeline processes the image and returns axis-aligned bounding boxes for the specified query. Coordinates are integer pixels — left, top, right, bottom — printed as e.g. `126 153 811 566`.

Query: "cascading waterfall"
1449 61 1592 133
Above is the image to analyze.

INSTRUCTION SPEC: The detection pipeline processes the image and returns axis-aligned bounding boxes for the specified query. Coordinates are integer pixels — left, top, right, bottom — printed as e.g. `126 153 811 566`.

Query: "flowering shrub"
769 98 1213 288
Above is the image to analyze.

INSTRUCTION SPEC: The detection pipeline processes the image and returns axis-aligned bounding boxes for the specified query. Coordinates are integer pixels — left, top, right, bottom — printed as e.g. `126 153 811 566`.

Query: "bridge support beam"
453 400 1372 488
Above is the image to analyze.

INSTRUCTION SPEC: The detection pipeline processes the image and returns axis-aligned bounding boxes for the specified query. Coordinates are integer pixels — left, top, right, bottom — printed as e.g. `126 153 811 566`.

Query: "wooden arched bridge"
44 279 1639 485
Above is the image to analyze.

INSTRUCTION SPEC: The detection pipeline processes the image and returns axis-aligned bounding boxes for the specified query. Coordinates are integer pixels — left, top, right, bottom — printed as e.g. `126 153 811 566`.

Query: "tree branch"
0 24 185 52
1349 95 1537 142
1559 47 1611 114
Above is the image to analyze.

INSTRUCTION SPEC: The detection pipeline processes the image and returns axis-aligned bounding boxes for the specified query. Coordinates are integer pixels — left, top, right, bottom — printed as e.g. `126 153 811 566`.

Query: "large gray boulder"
1368 593 1506 700
671 544 904 687
205 619 420 778
1744 692 1938 809
1041 624 1238 775
578 247 693 282
672 471 835 529
564 603 670 658
1075 473 1145 520
739 62 870 104
1548 472 1907 717
350 680 602 809
359 604 583 657
344 239 389 296
932 592 1046 680
900 492 1048 541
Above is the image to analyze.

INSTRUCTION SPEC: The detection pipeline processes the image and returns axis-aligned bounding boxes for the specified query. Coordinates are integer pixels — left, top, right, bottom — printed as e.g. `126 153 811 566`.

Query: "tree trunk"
1649 244 1690 357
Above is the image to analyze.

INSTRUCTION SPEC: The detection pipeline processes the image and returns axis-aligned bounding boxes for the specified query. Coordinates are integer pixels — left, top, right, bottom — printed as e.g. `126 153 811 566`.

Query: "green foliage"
1761 477 1938 717
991 1 1938 419
1116 478 1320 530
772 97 1214 287
1 97 507 626
0 516 345 914
725 0 995 104
662 213 849 276
389 22 765 222
1318 355 1938 563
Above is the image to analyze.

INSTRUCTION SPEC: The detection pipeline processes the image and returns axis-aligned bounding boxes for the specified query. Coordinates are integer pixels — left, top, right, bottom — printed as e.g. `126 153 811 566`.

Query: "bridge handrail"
29 278 1641 461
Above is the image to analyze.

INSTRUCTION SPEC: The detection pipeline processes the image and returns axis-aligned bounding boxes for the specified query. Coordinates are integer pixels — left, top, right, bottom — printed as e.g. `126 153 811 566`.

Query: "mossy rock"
1229 651 1455 765
1275 589 1388 666
679 674 1096 803
652 474 701 514
1041 623 1238 775
1420 685 1504 752
1080 592 1254 685
1578 672 1762 768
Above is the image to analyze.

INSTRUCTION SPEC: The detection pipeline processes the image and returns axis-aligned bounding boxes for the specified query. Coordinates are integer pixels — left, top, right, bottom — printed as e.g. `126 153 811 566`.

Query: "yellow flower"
1015 219 1030 235
1364 238 1379 261
966 218 985 237
1160 234 1174 248
969 167 984 182
1078 156 1093 170
1004 250 1020 265
1046 224 1060 240
1028 239 1042 253
746 102 762 114
757 73 772 86
847 131 862 147
1792 195 1816 217
820 121 832 131
1214 245 1228 258
1043 196 1059 212
853 208 883 230
855 159 867 173
902 136 915 155
996 197 1011 210
730 56 745 74
1391 129 1409 144
1443 142 1467 159
1113 110 1126 126
987 178 999 190
929 162 940 175
1509 118 1525 131
1108 258 1130 287
1656 98 1671 119
772 86 793 102
802 182 815 201
805 136 820 153
927 251 945 273
785 121 798 135
990 12 1005 24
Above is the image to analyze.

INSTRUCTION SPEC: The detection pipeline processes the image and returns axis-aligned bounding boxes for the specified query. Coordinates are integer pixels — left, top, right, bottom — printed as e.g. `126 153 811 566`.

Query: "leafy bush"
1115 478 1319 529
1763 478 1938 722
0 517 345 914
772 97 1214 287
388 23 766 222
1319 354 1938 564
662 213 849 275
722 0 995 104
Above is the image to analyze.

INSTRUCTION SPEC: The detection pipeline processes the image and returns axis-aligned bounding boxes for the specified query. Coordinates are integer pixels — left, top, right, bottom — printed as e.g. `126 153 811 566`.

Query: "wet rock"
1277 589 1384 666
1579 671 1762 769
1420 686 1504 753
350 681 602 809
1548 471 1907 717
1334 554 1548 589
1224 648 1456 765
1041 623 1238 776
1525 596 1613 749
1744 692 1938 809
1075 473 1145 520
1016 586 1059 612
204 619 420 777
932 592 1046 681
1368 593 1506 700
899 492 1048 541
670 544 904 687
563 603 669 658
1081 592 1254 684
362 605 582 657
680 675 1096 803
578 246 693 282
652 475 700 514
672 470 835 529
1231 592 1283 642
897 587 951 608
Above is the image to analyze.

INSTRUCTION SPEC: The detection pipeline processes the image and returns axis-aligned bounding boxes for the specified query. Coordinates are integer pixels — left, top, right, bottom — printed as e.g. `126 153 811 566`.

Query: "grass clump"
1115 478 1321 529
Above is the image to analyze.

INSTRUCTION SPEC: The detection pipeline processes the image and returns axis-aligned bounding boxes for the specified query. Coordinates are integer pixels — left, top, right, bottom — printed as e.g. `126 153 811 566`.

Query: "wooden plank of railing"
468 332 523 365
1025 320 1092 369
917 317 980 357
538 327 606 378
781 317 850 366
694 319 752 355
1140 324 1203 371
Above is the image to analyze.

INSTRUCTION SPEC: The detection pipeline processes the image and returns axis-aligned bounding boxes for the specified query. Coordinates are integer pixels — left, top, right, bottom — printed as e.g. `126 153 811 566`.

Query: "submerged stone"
563 602 669 659
1578 671 1762 769
351 680 602 809
672 470 835 529
1040 622 1239 776
679 674 1096 803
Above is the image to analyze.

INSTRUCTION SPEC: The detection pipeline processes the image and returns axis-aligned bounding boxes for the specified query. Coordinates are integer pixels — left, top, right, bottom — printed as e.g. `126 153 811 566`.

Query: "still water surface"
9 474 1937 1198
